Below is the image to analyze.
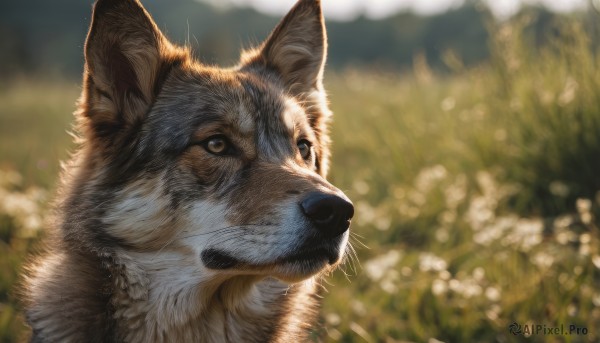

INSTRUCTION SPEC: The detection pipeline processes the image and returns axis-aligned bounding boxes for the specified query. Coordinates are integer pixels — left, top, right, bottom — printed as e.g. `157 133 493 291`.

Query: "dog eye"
297 139 312 160
203 136 231 155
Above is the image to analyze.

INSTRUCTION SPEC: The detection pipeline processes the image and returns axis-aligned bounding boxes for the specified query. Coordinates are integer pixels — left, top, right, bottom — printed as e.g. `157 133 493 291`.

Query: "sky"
202 0 590 20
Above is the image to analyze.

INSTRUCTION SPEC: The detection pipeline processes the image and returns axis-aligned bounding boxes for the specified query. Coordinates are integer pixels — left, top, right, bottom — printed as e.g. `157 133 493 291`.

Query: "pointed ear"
244 0 327 96
82 0 186 138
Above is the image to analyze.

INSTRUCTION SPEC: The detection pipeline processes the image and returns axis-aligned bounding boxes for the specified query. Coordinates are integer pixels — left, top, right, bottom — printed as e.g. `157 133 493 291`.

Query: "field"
1 20 600 342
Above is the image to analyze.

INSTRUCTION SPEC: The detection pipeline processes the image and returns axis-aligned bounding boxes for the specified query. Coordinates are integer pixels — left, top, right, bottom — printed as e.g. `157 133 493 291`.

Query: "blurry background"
1 0 600 342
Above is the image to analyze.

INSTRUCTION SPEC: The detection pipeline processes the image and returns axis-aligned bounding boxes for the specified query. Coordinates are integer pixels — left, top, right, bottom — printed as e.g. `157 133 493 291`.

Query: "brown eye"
204 136 230 155
297 139 312 160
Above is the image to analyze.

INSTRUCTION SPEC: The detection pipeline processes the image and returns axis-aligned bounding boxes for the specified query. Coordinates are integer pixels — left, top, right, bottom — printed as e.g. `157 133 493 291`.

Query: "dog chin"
272 245 344 282
272 262 330 283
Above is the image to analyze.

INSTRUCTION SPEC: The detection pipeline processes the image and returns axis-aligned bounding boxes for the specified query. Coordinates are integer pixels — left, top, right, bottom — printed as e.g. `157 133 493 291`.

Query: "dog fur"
21 0 354 342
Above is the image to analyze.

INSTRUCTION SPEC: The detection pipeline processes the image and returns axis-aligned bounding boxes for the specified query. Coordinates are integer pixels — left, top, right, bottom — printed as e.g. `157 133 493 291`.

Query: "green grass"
0 77 79 342
0 77 78 188
1 19 600 342
322 20 600 343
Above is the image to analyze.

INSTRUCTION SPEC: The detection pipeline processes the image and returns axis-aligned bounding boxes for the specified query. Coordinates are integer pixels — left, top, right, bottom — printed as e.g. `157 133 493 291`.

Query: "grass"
321 19 600 343
0 78 78 188
1 18 600 342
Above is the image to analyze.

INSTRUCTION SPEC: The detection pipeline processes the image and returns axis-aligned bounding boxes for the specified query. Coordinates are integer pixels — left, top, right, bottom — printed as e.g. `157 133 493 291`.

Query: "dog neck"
110 250 318 342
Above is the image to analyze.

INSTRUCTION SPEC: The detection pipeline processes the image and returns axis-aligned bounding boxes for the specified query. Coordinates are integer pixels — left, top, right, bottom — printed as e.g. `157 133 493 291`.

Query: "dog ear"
242 0 332 176
81 0 185 139
244 0 327 97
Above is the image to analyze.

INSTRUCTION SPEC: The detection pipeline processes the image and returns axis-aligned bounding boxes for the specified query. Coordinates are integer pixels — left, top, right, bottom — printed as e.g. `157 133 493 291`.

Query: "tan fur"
22 0 352 342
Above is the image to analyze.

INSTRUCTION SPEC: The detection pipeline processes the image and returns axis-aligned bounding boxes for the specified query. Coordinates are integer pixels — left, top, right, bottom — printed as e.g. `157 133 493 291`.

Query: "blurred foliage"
0 171 46 342
322 15 600 343
1 6 600 343
1 0 599 77
0 79 78 189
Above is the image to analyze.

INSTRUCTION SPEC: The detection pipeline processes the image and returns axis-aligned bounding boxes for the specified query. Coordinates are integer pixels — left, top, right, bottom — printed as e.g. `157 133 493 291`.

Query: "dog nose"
300 192 354 238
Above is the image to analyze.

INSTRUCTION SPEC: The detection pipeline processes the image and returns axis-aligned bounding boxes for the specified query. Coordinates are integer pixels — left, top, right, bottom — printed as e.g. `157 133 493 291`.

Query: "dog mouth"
279 245 340 265
201 241 344 272
201 249 241 270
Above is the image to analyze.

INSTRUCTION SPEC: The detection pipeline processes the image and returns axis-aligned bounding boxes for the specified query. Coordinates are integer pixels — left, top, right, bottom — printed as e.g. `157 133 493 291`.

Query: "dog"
22 0 354 341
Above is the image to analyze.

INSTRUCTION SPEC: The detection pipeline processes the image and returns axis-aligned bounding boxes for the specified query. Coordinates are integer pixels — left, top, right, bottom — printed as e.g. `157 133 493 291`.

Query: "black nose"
300 192 354 238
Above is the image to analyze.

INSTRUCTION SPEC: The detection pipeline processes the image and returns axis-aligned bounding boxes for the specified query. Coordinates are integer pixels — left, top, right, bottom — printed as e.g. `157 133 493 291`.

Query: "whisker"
350 233 369 249
350 231 366 239
347 242 361 272
152 233 181 261
150 224 275 260
180 224 276 239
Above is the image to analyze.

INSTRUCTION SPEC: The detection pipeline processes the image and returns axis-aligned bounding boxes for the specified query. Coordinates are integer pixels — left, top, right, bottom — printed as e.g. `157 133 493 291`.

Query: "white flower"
325 313 341 326
444 174 467 209
419 253 448 272
351 300 366 316
0 169 22 188
364 250 402 281
486 304 502 321
485 287 501 302
473 215 517 246
449 279 461 292
593 294 600 307
504 218 543 251
380 270 399 294
473 267 485 281
432 279 448 295
435 227 450 243
438 270 451 280
532 252 554 269
461 279 482 298
466 196 495 231
556 230 576 245
415 165 447 194
554 215 574 230
576 198 593 224
1 192 39 216
580 233 591 244
592 255 600 269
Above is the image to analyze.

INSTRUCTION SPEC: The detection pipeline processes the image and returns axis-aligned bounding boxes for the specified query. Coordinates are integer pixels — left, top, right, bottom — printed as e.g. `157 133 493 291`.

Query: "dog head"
73 0 353 283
